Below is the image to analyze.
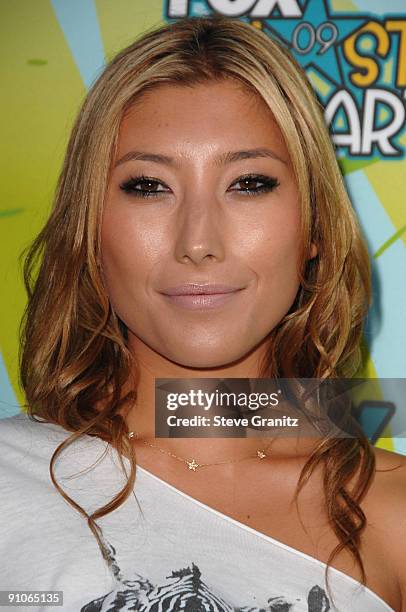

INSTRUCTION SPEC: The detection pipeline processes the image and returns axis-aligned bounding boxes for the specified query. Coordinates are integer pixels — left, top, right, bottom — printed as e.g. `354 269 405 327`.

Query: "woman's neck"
121 333 320 464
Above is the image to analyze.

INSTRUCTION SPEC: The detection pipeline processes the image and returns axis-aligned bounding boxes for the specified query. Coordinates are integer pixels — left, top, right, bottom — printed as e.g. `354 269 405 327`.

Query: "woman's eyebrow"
114 147 287 168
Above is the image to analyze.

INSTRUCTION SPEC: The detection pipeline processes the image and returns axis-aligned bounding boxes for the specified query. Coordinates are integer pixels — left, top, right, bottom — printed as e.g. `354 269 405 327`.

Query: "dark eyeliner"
229 174 280 196
119 175 169 198
119 173 280 199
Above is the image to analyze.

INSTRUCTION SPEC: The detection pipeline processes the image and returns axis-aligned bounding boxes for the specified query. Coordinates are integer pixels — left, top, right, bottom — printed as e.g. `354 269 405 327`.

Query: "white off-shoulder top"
0 413 395 612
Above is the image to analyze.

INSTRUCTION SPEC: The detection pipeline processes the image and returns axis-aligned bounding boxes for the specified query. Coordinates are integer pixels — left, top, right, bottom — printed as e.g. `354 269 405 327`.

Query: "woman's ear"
309 242 318 259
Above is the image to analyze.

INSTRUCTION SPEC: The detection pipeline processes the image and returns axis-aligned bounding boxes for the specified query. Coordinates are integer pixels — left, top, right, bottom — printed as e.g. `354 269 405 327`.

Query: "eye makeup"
119 173 280 199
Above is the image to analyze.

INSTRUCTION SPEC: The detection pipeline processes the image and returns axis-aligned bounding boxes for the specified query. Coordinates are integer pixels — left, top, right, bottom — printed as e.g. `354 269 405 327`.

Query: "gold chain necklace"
128 431 275 471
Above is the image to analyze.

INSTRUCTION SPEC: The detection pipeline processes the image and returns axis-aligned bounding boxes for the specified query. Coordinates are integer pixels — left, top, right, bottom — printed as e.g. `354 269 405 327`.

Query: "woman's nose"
173 191 226 266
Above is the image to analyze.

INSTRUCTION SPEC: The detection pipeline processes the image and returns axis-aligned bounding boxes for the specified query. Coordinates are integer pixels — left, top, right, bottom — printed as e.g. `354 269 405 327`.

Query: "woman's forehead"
116 80 289 164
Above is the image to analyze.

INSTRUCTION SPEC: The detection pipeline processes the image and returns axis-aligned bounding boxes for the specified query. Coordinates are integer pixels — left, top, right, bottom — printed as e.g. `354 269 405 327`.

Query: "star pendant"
186 459 199 471
257 450 267 459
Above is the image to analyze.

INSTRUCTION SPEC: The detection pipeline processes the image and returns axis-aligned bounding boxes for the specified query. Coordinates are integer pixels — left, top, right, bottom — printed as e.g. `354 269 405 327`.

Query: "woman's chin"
160 346 254 370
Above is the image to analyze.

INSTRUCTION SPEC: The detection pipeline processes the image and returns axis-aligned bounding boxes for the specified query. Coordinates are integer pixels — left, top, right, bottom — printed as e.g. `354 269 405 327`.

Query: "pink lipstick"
160 284 244 310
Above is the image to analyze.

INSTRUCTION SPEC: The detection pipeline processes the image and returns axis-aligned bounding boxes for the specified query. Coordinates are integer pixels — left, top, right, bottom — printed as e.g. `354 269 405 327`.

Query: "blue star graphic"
262 0 366 85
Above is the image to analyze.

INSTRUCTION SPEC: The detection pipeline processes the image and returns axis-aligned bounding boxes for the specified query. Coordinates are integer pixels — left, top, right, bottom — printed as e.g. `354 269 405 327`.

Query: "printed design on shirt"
81 541 331 612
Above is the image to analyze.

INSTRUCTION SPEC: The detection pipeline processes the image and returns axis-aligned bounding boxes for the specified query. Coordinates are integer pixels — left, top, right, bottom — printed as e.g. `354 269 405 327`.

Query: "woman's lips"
159 284 245 310
161 291 243 309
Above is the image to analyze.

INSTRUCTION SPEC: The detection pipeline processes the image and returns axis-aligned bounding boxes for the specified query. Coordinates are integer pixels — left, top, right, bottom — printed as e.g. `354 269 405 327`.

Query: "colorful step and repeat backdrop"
1 1 405 451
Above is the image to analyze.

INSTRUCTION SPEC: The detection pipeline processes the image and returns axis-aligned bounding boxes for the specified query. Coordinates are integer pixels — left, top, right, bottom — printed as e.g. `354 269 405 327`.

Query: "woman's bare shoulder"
373 446 406 484
372 444 406 466
368 445 406 509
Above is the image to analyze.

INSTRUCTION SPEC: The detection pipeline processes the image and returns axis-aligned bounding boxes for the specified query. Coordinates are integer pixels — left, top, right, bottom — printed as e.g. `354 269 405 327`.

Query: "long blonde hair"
20 16 374 603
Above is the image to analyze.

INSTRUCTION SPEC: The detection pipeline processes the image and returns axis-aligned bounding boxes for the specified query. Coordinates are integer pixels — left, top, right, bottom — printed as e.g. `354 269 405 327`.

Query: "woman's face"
101 78 316 368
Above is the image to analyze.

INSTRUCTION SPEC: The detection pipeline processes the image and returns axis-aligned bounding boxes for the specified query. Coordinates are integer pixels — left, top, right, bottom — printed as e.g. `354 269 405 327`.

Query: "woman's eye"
119 174 279 199
119 176 170 198
229 174 280 196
